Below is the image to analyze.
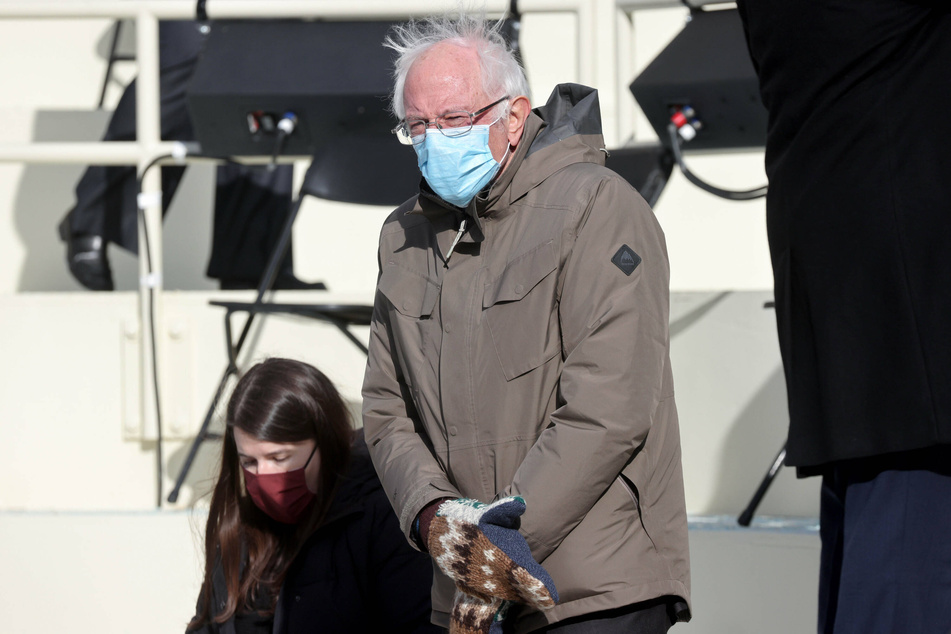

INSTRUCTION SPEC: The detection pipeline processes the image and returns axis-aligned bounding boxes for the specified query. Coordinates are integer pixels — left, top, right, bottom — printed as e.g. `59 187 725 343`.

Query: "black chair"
603 142 674 208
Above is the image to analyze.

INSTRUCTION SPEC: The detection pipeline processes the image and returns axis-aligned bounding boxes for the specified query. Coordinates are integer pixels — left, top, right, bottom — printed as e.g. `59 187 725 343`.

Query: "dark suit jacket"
737 0 951 471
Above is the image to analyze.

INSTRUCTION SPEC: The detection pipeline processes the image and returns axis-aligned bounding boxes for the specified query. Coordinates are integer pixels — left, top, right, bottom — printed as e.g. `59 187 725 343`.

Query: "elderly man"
362 12 690 633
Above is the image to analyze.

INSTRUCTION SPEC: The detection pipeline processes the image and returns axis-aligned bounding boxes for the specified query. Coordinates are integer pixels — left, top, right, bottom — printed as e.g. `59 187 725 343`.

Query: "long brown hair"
188 358 353 630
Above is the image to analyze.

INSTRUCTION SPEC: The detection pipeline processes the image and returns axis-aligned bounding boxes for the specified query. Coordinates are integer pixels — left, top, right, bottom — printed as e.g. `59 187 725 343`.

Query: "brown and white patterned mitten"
427 497 558 610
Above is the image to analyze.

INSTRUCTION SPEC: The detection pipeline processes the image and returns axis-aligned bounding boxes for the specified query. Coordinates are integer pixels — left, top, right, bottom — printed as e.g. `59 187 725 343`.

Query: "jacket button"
402 299 411 311
444 321 451 333
449 426 458 436
295 595 301 602
514 284 524 295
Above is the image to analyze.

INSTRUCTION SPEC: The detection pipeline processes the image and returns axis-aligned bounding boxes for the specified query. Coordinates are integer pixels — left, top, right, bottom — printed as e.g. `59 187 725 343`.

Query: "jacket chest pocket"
483 241 561 381
378 264 440 387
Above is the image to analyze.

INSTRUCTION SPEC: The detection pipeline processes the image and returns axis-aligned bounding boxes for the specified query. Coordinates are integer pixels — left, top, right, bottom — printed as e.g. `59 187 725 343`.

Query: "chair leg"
98 20 123 110
737 443 787 526
329 317 369 356
166 367 234 503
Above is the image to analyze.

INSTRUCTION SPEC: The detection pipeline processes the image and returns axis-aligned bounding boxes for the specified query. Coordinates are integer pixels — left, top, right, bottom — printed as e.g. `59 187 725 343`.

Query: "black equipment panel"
187 20 399 157
630 8 767 151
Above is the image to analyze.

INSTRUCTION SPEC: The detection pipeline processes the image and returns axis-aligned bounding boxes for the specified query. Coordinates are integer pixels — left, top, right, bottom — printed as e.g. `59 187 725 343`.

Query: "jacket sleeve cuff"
410 497 451 552
401 484 460 550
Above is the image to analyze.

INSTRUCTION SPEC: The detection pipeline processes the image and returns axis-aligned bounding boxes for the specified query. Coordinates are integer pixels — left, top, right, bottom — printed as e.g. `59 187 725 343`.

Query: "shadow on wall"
166 432 225 507
669 290 820 519
669 291 731 338
711 366 819 518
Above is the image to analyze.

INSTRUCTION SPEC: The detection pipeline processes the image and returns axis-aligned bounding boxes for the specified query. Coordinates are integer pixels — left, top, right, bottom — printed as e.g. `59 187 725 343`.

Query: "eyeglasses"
392 96 510 146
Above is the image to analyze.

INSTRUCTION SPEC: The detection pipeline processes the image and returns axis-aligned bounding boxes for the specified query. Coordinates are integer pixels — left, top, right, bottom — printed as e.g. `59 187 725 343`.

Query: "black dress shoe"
64 233 114 291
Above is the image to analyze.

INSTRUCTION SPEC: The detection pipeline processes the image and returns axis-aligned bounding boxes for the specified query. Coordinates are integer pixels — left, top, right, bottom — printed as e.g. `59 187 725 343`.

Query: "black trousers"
506 598 677 634
62 20 294 284
818 446 951 634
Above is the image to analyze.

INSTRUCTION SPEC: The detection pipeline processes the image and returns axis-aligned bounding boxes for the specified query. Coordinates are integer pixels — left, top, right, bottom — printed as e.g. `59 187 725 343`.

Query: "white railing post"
135 7 163 443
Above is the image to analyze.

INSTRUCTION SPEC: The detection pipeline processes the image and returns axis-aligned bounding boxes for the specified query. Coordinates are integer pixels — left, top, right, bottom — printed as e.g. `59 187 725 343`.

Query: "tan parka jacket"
362 84 690 631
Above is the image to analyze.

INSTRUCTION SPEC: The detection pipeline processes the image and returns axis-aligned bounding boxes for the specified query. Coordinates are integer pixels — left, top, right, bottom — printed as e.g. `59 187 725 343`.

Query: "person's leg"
58 73 139 290
206 163 325 290
206 163 293 287
817 468 846 634
826 447 951 634
59 21 202 290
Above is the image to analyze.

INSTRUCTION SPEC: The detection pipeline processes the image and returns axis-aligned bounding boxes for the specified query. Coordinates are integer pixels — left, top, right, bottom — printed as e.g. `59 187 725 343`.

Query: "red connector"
670 105 703 142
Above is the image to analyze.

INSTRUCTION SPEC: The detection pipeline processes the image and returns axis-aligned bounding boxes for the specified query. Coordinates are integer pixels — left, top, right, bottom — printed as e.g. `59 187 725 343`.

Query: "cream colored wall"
0 510 206 633
0 5 814 633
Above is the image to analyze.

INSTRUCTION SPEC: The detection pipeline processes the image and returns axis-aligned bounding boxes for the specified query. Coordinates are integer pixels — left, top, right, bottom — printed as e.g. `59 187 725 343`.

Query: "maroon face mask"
242 445 317 524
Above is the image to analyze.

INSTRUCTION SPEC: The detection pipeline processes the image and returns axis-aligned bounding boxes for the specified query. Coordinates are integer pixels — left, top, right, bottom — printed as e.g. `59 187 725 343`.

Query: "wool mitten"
449 589 512 634
427 497 558 609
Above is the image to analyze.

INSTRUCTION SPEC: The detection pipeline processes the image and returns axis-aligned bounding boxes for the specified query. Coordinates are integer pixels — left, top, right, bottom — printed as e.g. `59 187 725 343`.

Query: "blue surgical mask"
414 123 506 208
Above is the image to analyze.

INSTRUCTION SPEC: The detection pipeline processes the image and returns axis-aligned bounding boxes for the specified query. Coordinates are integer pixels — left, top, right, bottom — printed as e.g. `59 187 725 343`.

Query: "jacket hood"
528 83 606 163
413 84 606 235
482 83 607 213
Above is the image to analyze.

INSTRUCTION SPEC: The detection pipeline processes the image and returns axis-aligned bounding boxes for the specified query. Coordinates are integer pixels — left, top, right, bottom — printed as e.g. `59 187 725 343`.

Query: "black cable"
667 124 768 201
136 150 253 508
269 112 297 171
136 155 170 509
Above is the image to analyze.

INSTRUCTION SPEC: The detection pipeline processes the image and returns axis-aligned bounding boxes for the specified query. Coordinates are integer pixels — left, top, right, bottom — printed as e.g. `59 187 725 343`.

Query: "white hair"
384 9 531 119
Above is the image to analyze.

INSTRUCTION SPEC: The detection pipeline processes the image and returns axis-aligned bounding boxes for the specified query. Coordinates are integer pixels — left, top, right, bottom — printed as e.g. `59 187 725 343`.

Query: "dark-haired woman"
187 358 441 634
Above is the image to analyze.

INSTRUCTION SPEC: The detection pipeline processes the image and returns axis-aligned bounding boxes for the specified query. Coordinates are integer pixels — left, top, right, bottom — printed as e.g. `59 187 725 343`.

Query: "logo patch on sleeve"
611 244 641 276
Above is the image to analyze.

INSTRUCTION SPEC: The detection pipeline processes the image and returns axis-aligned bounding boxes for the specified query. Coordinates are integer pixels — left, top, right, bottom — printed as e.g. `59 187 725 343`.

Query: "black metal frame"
98 20 135 109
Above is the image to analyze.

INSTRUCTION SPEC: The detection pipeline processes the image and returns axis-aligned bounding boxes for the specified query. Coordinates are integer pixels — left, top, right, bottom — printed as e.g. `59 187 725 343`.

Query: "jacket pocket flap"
378 264 440 318
483 241 557 308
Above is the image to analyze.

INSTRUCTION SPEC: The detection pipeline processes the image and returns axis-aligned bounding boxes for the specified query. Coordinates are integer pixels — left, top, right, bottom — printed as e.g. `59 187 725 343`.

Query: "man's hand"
427 497 558 610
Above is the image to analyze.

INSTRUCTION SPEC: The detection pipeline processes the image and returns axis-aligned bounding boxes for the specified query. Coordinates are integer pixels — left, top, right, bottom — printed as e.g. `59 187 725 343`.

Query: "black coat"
190 434 441 634
737 0 951 472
